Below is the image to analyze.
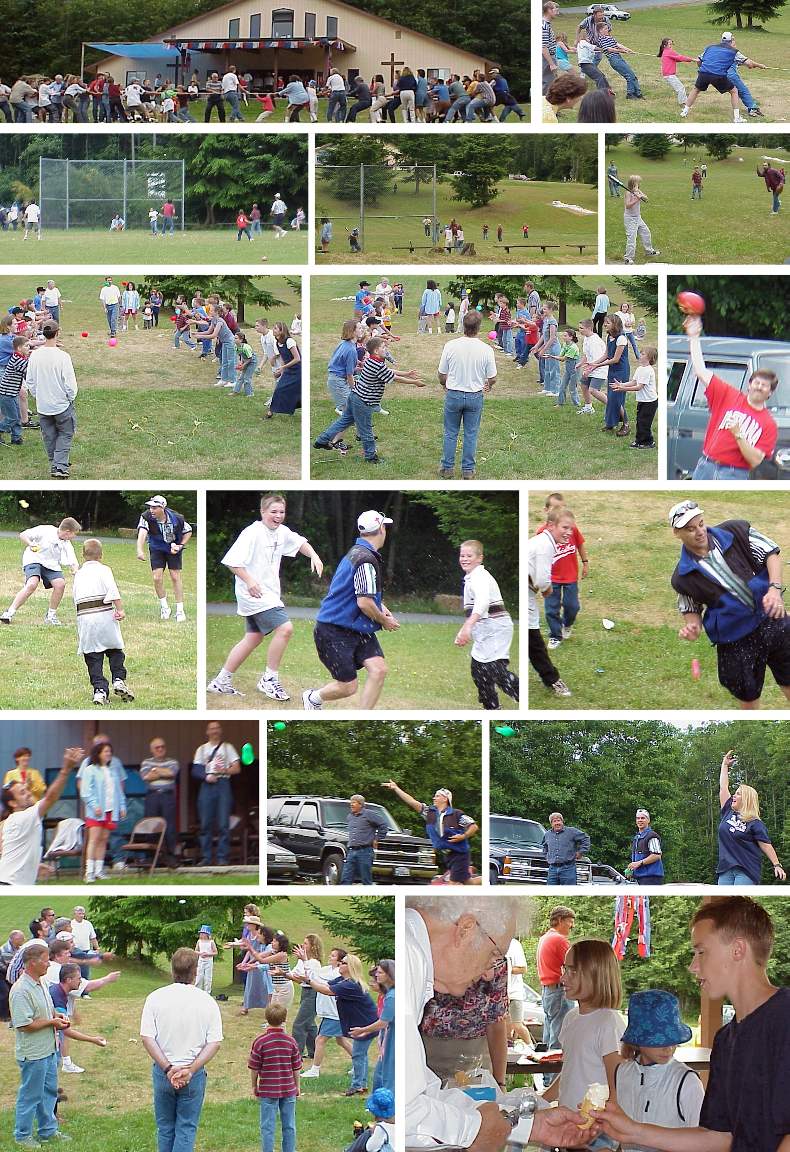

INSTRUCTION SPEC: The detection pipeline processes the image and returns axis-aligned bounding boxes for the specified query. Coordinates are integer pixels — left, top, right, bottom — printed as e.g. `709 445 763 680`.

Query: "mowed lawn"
0 535 197 709
0 227 307 266
130 95 528 122
527 490 790 710
552 3 790 124
0 896 378 1152
0 277 301 480
207 612 519 709
309 276 658 480
315 177 598 264
604 141 790 264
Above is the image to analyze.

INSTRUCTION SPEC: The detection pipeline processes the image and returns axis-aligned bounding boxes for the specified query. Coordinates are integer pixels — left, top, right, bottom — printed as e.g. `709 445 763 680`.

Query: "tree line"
0 490 197 531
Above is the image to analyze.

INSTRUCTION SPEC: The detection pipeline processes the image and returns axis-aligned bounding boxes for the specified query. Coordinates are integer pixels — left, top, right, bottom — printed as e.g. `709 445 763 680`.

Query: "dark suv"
489 814 631 885
267 795 438 884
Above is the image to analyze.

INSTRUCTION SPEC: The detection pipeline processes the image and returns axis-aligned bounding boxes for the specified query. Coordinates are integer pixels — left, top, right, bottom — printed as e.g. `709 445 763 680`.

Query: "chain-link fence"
39 158 185 230
316 163 439 252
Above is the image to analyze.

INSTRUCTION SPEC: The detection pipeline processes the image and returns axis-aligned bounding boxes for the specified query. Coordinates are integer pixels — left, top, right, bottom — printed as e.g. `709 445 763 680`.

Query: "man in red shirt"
536 904 575 1085
686 313 778 480
248 1003 301 1152
758 161 784 215
161 199 176 237
537 493 589 649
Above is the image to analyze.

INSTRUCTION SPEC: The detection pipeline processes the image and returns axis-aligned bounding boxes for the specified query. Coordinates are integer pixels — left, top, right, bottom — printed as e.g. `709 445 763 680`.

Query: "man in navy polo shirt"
626 808 665 885
136 495 192 622
302 510 399 711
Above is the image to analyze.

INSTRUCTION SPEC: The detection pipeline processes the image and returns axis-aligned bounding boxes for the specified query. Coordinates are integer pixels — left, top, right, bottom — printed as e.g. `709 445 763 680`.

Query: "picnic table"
506 1045 712 1077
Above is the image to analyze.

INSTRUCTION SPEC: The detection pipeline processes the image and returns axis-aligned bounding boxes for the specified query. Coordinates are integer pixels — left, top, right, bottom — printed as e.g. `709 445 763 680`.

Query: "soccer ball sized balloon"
241 742 255 765
676 290 705 316
488 331 498 340
81 332 89 338
108 337 118 347
273 721 287 731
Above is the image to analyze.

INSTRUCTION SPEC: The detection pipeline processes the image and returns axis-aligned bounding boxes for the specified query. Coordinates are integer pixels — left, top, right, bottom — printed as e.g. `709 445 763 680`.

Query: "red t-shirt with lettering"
702 374 777 467
536 522 585 584
536 928 571 986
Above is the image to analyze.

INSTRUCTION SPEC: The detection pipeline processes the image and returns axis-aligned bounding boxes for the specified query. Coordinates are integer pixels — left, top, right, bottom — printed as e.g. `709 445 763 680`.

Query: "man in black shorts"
669 499 790 708
679 33 762 123
136 495 192 622
302 509 399 710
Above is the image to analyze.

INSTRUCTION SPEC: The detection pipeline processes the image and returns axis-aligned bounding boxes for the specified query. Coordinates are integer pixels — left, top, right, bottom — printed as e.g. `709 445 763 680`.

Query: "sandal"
616 423 630 437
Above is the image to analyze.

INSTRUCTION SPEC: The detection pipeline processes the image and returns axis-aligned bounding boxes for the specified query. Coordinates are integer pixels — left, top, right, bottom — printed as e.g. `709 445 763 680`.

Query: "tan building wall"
94 0 494 86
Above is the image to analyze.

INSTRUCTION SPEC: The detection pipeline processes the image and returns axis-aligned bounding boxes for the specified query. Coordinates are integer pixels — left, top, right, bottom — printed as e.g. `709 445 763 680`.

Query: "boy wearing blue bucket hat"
614 990 704 1150
363 1088 394 1150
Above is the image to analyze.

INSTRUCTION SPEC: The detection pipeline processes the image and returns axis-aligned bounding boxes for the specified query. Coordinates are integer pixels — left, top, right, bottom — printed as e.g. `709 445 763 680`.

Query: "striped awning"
164 37 352 51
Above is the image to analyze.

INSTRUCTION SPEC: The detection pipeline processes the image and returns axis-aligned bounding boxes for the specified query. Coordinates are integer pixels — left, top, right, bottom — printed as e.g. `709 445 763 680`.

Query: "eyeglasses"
476 921 506 964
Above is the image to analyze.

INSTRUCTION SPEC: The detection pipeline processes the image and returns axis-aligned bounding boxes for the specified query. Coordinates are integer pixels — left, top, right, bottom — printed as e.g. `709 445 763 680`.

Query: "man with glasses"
670 499 790 708
536 905 575 1087
406 895 593 1150
139 737 182 866
684 313 778 479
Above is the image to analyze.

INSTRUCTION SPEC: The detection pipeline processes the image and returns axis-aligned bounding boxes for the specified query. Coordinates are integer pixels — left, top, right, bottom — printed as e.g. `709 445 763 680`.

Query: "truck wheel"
489 864 499 886
321 853 344 885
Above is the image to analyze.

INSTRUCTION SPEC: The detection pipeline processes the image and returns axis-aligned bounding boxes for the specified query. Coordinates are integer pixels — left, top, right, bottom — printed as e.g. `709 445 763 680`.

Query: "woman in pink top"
658 38 696 105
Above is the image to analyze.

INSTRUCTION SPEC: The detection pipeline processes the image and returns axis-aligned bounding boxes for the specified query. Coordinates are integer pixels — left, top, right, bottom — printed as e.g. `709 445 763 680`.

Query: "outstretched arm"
719 750 734 809
380 781 422 812
684 315 712 385
40 747 85 817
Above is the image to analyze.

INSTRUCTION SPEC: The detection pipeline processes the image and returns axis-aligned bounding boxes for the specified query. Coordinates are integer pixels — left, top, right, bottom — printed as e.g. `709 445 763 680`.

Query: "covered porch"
164 37 356 89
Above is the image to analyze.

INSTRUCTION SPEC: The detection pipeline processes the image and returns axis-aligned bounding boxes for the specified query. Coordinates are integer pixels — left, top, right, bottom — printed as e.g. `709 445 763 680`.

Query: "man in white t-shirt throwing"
207 492 323 700
0 746 84 885
140 948 223 1152
438 310 496 480
23 200 40 240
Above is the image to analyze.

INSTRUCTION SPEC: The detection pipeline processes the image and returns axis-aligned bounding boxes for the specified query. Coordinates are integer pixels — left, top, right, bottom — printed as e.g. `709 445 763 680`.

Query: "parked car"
586 3 631 18
265 840 299 883
522 983 545 1040
489 814 631 885
267 795 438 884
667 334 790 479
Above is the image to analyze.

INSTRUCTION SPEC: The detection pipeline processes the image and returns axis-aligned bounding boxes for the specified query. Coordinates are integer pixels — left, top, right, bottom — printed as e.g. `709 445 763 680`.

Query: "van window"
757 356 790 412
299 802 320 826
690 362 747 408
667 360 685 403
276 800 300 826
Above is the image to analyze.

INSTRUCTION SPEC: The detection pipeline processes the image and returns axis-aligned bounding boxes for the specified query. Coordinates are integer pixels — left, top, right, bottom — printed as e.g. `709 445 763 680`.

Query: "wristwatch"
768 583 786 594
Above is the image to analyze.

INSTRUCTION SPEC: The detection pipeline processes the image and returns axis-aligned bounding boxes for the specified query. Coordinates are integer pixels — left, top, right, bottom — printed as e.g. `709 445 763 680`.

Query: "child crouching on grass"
72 538 135 706
248 1003 302 1152
610 346 658 449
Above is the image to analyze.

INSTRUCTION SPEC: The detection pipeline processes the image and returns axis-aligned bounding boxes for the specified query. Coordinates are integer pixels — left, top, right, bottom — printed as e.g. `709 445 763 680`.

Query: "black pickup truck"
267 795 438 884
489 814 631 885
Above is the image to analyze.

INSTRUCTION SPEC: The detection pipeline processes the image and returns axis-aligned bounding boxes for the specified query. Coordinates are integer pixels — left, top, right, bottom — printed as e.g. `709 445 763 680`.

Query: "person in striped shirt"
543 1 560 94
249 1003 302 1152
0 336 28 445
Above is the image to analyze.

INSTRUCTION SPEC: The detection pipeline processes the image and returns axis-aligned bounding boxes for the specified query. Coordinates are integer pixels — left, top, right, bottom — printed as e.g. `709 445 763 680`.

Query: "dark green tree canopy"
667 276 790 337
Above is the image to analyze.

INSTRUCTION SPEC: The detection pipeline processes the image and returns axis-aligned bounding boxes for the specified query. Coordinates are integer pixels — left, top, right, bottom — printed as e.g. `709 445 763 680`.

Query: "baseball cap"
435 788 453 803
145 495 168 508
669 500 703 529
357 510 394 534
721 31 733 40
635 808 650 819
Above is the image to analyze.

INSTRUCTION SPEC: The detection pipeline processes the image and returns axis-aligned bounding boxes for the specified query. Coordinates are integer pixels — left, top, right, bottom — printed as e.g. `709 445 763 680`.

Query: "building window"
305 12 316 38
395 30 401 38
249 13 261 37
427 67 450 80
326 15 338 37
228 17 240 37
272 9 294 36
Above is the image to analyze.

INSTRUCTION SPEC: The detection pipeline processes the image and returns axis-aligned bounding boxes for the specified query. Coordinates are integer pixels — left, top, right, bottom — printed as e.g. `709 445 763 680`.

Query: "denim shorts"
245 606 290 635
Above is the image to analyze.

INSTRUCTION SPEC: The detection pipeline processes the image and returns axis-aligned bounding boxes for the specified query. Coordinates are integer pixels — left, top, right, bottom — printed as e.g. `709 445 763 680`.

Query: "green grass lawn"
309 276 657 480
315 174 598 264
0 276 301 480
207 613 519 709
604 140 790 264
42 871 262 886
0 896 382 1152
552 3 790 123
0 228 307 265
0 535 196 709
133 95 529 122
527 490 790 710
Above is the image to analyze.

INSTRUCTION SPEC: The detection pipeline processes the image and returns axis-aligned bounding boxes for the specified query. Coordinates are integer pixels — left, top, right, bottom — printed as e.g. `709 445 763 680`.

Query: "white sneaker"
62 1059 84 1074
84 874 95 883
112 679 135 702
578 404 594 414
0 610 12 623
302 689 322 711
112 860 128 872
561 626 573 640
377 407 390 416
551 679 572 697
547 637 562 650
733 110 743 123
93 689 108 706
45 612 63 626
300 1066 320 1078
207 678 244 696
257 676 290 701
160 604 172 620
175 609 187 623
680 105 689 118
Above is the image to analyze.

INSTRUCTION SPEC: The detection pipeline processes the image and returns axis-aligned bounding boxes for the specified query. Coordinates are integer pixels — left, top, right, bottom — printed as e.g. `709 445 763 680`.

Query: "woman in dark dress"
268 321 301 417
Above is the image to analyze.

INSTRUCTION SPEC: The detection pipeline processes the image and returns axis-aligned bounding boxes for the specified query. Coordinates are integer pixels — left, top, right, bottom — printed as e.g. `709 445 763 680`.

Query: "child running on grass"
623 176 660 265
454 539 519 709
0 518 80 626
72 538 134 706
610 345 658 449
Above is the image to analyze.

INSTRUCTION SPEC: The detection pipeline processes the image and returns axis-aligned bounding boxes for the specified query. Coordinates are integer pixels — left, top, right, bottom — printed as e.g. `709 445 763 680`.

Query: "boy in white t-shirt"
610 346 658 449
577 318 609 415
23 201 40 240
0 518 80 625
207 493 323 700
454 539 519 710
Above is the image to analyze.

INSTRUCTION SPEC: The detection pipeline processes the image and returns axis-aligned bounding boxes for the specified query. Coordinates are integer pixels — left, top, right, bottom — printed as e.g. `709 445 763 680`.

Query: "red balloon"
170 316 178 321
81 331 88 338
677 290 705 316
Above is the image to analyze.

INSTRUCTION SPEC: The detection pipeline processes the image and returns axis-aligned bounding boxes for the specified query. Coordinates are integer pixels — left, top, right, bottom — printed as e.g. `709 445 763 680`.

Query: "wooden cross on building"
381 51 405 86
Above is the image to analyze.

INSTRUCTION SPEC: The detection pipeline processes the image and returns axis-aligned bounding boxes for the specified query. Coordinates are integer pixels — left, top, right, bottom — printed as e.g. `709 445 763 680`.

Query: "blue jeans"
465 96 495 121
251 220 262 236
498 101 525 121
164 217 175 235
225 91 243 121
234 355 258 396
341 845 374 884
445 95 470 122
442 389 484 473
317 392 377 460
0 393 22 441
198 777 232 863
502 328 514 354
219 339 236 383
545 582 580 640
49 305 60 324
152 1064 206 1152
625 332 639 358
541 983 573 1086
15 1052 59 1140
717 867 754 885
692 456 750 480
327 92 347 121
259 1096 296 1152
542 352 560 395
514 329 525 358
547 862 577 885
608 177 621 197
727 65 755 110
327 371 351 409
105 302 118 334
607 52 642 96
772 191 782 214
692 184 702 199
151 220 159 235
174 328 196 350
351 1036 373 1090
558 362 580 406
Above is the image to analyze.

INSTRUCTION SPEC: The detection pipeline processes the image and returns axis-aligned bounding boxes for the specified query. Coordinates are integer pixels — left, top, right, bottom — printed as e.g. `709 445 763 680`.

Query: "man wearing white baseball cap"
303 510 399 710
136 495 192 622
669 499 790 708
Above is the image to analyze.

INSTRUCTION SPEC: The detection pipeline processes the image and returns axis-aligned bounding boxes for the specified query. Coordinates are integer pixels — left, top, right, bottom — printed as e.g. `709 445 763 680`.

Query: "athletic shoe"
365 455 382 464
15 1139 43 1148
462 471 476 480
377 407 390 415
313 439 333 450
112 679 135 702
561 626 573 640
22 419 40 429
623 257 634 265
92 689 108 706
302 689 322 711
111 861 128 872
733 111 744 123
680 105 689 118
257 676 290 701
41 1136 72 1144
748 107 763 117
439 467 454 479
0 610 13 623
160 604 172 620
551 679 572 697
547 637 562 650
53 470 69 480
332 440 350 456
300 1066 320 1078
207 678 244 696
175 609 187 623
645 250 660 257
578 404 595 414
334 407 344 415
61 1060 84 1074
637 442 655 449
44 613 63 626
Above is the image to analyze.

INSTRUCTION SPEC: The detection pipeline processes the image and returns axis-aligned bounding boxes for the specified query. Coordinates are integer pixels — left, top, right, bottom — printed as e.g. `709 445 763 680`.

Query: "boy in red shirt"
249 1004 302 1152
236 210 252 242
537 492 589 649
685 314 778 480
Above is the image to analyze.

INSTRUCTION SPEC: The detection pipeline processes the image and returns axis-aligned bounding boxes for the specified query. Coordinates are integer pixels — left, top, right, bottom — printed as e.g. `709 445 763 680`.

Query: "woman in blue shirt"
592 285 610 338
420 280 442 334
326 320 358 412
308 954 378 1095
717 750 786 885
350 959 395 1096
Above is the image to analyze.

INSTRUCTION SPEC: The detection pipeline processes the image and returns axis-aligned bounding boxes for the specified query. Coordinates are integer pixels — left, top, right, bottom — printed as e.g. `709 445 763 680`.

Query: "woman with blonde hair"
717 750 786 885
289 933 323 1058
305 952 378 1095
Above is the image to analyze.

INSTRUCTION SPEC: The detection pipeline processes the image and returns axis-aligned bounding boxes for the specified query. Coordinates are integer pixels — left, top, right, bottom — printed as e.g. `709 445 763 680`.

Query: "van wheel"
322 853 344 885
489 865 500 886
